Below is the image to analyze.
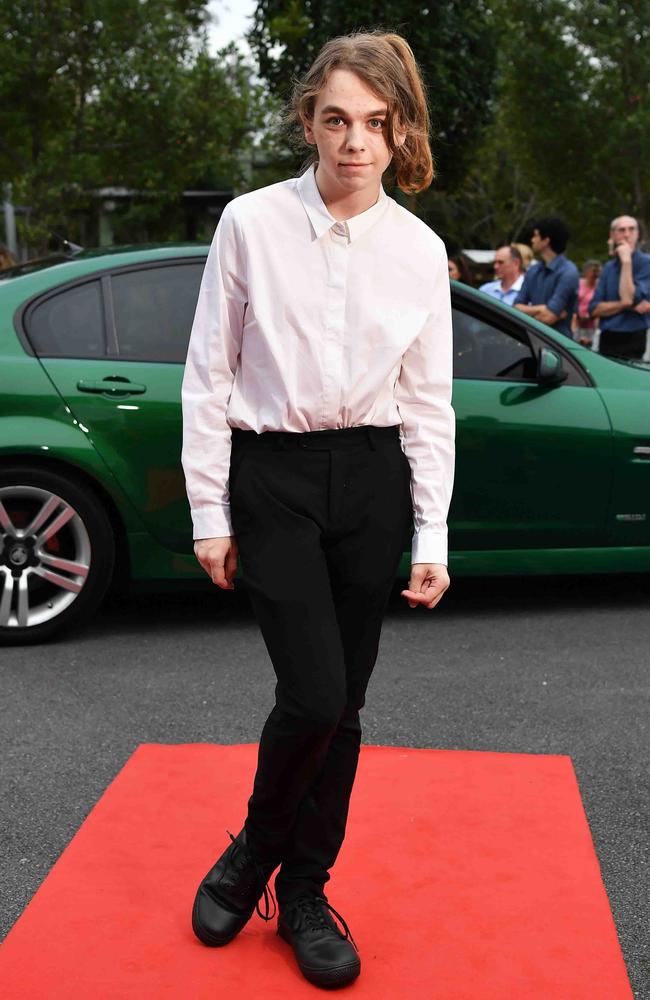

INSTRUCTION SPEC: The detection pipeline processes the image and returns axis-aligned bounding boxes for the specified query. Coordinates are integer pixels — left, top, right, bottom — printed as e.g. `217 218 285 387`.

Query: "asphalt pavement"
1 572 648 997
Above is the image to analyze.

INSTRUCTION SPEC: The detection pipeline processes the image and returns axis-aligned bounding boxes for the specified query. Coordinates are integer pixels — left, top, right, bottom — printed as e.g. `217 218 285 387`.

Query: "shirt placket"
319 222 349 427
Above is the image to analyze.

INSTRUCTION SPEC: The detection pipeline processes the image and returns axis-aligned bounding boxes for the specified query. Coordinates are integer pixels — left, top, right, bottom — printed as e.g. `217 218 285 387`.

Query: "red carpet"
0 744 633 999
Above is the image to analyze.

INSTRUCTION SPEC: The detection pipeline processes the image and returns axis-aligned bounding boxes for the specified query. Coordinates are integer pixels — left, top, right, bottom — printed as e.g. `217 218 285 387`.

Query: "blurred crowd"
449 215 650 362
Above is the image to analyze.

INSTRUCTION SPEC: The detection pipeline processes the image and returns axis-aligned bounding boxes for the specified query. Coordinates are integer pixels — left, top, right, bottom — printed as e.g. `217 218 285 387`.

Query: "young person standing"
514 217 579 338
181 30 455 990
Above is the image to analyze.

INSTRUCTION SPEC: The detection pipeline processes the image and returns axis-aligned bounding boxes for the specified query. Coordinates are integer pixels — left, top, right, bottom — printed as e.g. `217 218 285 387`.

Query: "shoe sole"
277 921 361 989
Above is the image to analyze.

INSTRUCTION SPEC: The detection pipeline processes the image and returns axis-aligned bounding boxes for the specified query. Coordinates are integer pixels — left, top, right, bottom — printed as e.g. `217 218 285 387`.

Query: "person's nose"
344 122 366 151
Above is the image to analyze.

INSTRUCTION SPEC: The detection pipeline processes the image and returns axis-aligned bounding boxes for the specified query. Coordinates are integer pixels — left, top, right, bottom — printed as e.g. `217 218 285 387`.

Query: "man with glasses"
589 216 650 361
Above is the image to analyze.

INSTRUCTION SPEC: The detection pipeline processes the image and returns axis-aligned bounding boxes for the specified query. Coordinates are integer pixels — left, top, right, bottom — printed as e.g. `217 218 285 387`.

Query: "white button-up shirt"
181 162 455 564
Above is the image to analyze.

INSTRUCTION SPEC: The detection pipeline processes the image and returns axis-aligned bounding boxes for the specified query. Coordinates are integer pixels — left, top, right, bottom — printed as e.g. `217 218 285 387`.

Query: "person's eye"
326 117 343 126
369 119 386 129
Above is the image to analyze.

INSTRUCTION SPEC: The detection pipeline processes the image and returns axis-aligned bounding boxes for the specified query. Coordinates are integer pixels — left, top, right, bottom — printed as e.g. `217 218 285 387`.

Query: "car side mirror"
537 346 567 386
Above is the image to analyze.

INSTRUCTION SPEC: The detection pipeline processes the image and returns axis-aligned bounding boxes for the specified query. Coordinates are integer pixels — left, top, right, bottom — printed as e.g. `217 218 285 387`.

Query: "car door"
23 259 206 551
449 294 613 551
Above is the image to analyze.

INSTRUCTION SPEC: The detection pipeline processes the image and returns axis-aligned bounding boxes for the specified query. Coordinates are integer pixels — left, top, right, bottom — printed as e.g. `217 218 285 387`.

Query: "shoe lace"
225 830 277 922
284 894 358 952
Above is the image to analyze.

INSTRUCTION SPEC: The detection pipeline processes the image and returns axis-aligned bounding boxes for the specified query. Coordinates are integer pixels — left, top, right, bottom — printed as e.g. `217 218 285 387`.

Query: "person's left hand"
633 299 650 314
401 563 450 610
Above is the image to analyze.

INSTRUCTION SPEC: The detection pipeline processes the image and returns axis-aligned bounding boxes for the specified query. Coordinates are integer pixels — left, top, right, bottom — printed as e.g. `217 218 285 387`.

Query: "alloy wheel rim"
0 485 91 628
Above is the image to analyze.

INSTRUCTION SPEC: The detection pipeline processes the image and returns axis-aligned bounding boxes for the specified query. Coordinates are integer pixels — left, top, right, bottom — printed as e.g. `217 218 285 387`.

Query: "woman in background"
572 259 602 347
448 251 475 286
512 241 534 271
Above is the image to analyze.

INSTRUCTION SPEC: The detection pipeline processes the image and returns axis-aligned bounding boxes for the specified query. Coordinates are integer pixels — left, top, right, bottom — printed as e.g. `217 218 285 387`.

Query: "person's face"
448 259 461 281
610 216 639 252
530 229 549 254
585 263 601 284
303 68 405 199
493 246 520 284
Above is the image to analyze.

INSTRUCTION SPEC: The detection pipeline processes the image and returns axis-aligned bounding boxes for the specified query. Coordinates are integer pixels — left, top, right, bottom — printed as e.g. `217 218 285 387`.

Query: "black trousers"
228 423 412 905
599 327 647 360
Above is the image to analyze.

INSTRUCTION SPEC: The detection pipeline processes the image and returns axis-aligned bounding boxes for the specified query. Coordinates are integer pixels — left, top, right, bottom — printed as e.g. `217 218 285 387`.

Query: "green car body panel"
1 251 649 587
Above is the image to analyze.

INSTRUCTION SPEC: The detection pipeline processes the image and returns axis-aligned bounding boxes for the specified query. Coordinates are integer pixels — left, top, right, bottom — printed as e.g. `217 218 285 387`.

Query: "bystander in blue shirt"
588 250 650 332
479 274 524 307
514 254 579 337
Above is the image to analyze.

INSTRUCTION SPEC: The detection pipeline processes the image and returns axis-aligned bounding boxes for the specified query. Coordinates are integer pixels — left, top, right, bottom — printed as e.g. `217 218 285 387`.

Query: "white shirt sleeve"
395 245 456 566
181 203 247 539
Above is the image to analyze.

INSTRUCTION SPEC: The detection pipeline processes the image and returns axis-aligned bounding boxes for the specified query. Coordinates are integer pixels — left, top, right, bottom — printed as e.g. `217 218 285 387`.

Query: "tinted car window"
111 263 204 363
452 308 537 380
27 280 105 358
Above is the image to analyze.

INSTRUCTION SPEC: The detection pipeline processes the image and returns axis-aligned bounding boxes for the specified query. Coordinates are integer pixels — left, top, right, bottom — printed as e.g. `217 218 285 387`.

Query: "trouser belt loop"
365 426 377 451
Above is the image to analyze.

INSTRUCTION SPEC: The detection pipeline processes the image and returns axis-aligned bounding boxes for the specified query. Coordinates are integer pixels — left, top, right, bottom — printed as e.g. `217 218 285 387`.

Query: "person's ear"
302 116 316 146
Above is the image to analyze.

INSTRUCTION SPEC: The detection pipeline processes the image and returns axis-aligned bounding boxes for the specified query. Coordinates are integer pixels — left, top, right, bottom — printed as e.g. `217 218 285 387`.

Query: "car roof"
0 243 209 283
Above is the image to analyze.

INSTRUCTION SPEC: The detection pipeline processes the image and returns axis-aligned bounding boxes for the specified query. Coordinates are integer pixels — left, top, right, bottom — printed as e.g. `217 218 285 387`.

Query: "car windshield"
0 255 73 280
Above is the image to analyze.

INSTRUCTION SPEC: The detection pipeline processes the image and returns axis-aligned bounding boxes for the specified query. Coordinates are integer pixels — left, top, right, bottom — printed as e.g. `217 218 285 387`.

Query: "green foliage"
572 0 650 222
0 1 267 251
421 108 550 253
481 0 650 260
2 1 647 262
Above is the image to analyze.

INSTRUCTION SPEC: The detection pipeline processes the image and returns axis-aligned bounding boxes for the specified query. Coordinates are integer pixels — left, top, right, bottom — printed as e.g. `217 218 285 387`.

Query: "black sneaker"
277 892 361 989
192 828 278 946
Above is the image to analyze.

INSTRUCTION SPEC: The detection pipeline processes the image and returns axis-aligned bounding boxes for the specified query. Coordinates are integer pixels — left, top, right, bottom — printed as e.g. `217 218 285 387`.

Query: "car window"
27 280 105 358
452 307 537 380
111 263 204 363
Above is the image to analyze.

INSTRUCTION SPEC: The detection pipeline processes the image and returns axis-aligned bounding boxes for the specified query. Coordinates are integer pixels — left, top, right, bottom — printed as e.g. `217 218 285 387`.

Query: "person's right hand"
615 241 632 264
193 536 238 590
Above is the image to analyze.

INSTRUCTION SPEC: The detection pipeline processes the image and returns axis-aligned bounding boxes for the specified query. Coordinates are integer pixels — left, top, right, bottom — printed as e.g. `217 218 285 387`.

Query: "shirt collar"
545 253 565 272
296 162 388 242
501 274 524 292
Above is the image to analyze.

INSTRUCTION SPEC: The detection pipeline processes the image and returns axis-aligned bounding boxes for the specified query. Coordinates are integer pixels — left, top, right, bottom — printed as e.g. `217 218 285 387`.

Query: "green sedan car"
1 246 649 644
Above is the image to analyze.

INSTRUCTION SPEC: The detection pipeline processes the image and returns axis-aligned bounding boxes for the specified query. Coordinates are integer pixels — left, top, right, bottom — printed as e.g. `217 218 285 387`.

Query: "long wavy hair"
282 29 434 195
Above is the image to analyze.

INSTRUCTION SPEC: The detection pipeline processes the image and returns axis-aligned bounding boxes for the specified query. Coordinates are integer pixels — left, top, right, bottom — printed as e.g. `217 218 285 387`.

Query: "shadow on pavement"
90 571 650 638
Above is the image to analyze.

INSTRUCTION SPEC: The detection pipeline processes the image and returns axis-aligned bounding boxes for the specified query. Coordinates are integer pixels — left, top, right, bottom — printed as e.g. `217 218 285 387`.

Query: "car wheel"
0 466 115 645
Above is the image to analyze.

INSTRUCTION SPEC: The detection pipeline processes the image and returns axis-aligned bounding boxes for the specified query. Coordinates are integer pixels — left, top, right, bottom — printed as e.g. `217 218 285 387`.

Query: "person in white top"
182 30 455 987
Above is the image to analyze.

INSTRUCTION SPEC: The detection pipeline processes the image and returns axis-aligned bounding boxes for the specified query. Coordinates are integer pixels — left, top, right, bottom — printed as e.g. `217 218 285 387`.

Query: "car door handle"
633 445 650 458
76 378 147 395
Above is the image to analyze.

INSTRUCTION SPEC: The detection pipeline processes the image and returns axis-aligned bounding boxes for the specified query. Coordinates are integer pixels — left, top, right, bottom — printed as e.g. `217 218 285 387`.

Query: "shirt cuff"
191 503 233 540
410 528 448 567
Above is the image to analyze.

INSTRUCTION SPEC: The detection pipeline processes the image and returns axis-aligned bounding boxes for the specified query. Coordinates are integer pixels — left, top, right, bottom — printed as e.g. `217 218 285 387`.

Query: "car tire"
0 466 115 645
